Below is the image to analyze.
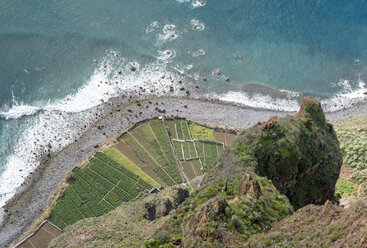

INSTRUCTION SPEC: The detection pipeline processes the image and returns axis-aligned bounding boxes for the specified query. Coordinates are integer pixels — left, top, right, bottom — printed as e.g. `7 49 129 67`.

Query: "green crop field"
130 123 168 166
188 141 196 158
166 120 178 139
114 141 166 186
104 148 159 188
189 122 215 141
50 117 233 230
193 141 224 169
191 159 204 176
174 141 183 160
181 120 191 140
174 119 184 140
182 161 196 180
49 151 153 229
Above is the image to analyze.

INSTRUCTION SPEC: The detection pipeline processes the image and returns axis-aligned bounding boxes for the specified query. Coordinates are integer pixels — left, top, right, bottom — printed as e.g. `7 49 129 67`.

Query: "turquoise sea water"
0 0 366 207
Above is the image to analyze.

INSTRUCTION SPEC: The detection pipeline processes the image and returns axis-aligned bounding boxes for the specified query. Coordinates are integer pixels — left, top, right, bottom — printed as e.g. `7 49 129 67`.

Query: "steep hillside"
48 186 189 248
333 114 367 207
47 118 234 230
245 198 367 247
235 97 342 209
138 97 342 247
49 97 344 248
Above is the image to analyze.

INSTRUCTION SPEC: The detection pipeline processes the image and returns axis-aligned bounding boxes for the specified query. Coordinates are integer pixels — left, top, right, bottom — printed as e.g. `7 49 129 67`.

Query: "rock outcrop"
50 97 344 248
237 97 343 209
141 175 293 248
238 174 261 199
140 97 342 247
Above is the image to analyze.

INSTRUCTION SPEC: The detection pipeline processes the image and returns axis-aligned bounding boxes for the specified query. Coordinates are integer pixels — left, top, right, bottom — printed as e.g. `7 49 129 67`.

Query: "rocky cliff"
139 97 343 247
49 97 345 248
236 97 343 209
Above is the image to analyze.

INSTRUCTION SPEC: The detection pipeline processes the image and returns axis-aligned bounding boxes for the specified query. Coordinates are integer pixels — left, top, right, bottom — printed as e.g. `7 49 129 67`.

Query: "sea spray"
0 56 184 208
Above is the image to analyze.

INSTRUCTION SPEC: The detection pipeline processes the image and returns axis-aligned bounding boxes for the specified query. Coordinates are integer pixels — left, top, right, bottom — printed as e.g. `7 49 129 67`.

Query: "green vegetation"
174 119 184 140
352 171 367 184
182 161 196 180
180 120 191 140
189 122 214 141
173 141 183 160
236 97 342 209
104 148 159 188
193 141 224 169
187 141 196 158
144 175 293 247
335 178 358 198
49 152 153 229
49 187 190 248
131 123 168 166
332 114 367 200
49 117 232 230
333 114 367 171
191 159 203 176
51 98 367 248
150 120 182 184
166 120 177 139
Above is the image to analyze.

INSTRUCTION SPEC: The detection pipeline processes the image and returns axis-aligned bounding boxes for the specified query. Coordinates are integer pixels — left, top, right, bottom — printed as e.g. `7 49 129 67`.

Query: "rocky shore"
1 95 367 247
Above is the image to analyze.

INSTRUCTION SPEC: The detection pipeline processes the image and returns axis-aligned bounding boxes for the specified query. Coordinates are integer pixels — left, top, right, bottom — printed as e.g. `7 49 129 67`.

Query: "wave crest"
0 104 40 120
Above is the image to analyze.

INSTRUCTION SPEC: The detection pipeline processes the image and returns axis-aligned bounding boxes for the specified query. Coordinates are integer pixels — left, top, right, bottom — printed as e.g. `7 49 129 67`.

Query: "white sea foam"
190 19 205 31
192 0 206 8
185 64 194 70
190 49 205 57
0 56 182 208
0 109 95 208
157 24 180 44
217 91 300 112
146 21 160 33
0 104 40 120
157 49 176 62
216 79 367 113
321 79 367 112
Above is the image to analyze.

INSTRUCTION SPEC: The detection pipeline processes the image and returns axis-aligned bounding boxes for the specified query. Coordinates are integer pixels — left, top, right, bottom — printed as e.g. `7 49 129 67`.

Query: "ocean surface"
0 0 366 208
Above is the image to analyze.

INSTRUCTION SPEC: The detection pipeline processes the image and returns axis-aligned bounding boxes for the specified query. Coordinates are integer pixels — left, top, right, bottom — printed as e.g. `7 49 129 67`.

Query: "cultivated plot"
49 117 235 229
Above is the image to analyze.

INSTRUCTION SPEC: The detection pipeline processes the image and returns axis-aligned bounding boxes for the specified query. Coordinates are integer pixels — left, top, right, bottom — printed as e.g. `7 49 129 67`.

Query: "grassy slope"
245 199 367 247
333 114 367 199
242 114 367 247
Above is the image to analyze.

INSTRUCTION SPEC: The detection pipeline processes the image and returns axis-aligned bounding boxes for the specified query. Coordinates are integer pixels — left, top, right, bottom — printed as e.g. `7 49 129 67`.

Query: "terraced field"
48 118 236 229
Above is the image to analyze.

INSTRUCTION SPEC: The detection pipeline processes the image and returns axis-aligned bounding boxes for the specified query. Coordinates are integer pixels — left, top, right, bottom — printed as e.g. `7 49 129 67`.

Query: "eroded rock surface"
237 97 343 209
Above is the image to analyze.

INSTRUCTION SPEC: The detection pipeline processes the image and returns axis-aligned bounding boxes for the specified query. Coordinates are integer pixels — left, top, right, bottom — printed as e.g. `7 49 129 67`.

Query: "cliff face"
50 98 344 248
237 97 342 209
140 97 342 247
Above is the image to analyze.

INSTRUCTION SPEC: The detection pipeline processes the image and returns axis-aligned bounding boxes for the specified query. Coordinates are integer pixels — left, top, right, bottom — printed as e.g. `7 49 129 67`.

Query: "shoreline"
1 95 367 247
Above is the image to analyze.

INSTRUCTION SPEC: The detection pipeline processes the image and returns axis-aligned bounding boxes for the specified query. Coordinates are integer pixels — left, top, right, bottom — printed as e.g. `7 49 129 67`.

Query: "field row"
195 141 224 170
49 118 234 230
49 151 153 229
166 119 236 146
181 159 204 180
117 120 182 186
